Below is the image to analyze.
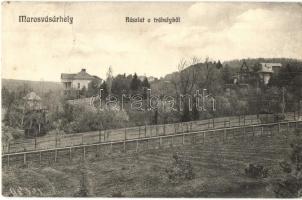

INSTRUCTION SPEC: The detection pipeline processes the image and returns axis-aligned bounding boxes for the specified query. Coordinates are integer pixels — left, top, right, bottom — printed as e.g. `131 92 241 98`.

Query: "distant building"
61 69 101 91
232 74 239 84
258 63 282 84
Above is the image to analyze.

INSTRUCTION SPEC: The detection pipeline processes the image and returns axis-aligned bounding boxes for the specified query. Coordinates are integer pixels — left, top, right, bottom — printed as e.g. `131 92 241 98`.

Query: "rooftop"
259 63 282 73
61 69 98 80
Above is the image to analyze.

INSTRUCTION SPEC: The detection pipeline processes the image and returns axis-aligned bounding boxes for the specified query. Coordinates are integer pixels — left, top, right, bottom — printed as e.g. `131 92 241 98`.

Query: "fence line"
3 112 300 154
3 120 302 167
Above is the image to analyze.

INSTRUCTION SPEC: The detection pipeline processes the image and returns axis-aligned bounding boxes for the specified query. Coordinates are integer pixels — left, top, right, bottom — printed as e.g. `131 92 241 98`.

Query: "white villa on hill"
61 69 101 90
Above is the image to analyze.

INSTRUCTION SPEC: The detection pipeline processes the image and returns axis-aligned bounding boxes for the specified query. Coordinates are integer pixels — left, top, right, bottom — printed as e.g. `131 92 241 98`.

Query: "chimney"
81 68 86 72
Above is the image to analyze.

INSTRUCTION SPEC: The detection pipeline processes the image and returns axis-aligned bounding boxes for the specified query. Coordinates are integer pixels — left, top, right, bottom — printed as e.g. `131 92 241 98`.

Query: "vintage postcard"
1 1 302 198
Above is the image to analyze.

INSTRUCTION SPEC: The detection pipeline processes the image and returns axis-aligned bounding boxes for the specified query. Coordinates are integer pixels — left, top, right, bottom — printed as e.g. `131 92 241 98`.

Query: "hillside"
1 79 63 96
162 58 302 81
223 58 302 69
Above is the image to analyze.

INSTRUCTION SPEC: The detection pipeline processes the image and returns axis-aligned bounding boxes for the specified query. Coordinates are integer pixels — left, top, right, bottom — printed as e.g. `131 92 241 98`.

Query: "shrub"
273 136 302 198
273 176 302 198
244 164 269 178
111 191 124 197
165 153 194 183
279 161 292 173
274 113 285 122
73 172 89 197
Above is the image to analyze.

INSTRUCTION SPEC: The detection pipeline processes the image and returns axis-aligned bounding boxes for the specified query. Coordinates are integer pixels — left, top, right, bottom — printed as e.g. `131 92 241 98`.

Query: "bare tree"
196 57 222 94
171 57 200 120
171 57 200 96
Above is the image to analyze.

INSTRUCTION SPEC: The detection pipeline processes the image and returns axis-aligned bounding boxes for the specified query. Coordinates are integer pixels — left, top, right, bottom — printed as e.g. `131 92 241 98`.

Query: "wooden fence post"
261 126 264 136
208 119 210 129
171 136 174 146
55 134 58 148
295 121 298 129
123 128 126 153
212 118 215 128
145 124 147 138
287 122 289 133
224 129 227 143
278 123 280 134
82 135 84 145
239 115 241 126
125 128 127 141
203 132 205 144
69 148 72 161
110 142 113 152
7 142 10 153
136 140 139 152
96 145 99 157
7 155 9 167
24 153 26 165
159 137 162 147
252 126 255 137
39 152 42 164
54 150 57 162
83 146 86 160
139 126 141 138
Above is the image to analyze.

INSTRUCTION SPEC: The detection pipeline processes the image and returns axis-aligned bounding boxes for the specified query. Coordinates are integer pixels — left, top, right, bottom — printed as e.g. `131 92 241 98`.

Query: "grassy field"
2 128 300 197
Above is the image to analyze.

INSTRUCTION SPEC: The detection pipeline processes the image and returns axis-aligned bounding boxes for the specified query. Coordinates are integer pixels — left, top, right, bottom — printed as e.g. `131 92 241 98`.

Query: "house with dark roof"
61 69 101 90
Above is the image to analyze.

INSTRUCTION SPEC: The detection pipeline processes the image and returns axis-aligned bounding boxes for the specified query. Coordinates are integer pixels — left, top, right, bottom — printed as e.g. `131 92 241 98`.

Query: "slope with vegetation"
2 127 301 197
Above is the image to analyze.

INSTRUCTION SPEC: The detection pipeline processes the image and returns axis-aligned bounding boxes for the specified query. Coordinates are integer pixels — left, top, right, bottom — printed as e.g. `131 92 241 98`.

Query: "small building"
61 69 101 91
258 63 282 84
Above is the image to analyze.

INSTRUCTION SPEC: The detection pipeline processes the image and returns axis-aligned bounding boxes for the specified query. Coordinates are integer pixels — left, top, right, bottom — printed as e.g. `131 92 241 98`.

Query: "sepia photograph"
1 1 302 197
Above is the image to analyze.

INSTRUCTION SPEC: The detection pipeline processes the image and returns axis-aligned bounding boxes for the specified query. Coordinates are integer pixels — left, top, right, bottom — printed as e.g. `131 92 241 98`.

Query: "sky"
2 2 302 82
